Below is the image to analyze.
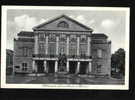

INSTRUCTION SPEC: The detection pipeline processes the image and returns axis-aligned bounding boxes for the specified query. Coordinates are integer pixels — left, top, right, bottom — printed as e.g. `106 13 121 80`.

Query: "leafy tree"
111 48 125 76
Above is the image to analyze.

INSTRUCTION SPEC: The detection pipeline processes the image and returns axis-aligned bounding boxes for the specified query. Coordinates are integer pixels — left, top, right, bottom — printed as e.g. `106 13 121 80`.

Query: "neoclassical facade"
13 15 111 76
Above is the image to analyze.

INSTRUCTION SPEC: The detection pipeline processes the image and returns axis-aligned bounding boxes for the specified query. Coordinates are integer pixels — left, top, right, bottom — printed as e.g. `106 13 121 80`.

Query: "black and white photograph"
1 6 129 89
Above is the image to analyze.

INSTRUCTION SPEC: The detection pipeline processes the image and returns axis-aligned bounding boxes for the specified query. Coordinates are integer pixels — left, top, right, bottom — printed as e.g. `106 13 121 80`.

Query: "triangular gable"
33 15 93 32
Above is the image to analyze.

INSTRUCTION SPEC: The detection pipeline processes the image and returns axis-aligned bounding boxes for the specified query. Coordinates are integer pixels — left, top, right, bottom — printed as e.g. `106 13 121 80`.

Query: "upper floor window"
22 47 28 57
39 43 45 54
97 49 102 58
57 21 69 28
59 34 66 42
48 34 56 42
80 35 87 43
70 35 77 42
39 34 45 41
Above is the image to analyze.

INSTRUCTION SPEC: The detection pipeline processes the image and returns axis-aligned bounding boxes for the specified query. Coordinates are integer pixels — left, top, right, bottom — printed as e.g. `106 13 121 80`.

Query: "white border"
1 6 130 90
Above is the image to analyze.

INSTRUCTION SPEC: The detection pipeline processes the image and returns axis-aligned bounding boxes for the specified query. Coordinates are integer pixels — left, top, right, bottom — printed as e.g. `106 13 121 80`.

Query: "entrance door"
79 62 88 74
48 60 55 73
36 60 44 73
69 61 77 74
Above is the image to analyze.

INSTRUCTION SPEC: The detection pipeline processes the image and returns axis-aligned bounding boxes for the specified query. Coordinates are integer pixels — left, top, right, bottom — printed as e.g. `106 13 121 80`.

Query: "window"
59 34 66 42
57 21 69 28
48 43 56 56
69 43 77 56
59 43 66 55
70 35 77 42
80 44 87 57
39 34 45 41
15 66 20 69
97 65 102 73
22 63 27 71
80 35 87 43
39 43 45 54
48 34 56 42
22 47 28 57
97 49 102 58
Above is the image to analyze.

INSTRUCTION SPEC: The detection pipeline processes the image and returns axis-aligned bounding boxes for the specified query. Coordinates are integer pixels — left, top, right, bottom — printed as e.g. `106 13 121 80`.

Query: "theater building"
13 15 111 76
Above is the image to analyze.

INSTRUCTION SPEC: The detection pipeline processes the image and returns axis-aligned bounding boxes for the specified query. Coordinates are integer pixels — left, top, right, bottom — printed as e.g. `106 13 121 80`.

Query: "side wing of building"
91 34 111 76
13 31 34 73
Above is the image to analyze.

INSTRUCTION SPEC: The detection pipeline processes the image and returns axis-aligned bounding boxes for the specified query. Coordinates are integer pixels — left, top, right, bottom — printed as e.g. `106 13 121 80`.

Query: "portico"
14 15 111 77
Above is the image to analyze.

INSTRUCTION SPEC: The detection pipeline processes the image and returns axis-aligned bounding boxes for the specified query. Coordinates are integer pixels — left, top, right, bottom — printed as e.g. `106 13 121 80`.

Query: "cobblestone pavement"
6 74 124 84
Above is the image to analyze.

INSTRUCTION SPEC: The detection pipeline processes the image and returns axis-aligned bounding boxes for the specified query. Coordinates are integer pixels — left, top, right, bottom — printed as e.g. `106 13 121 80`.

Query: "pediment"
33 15 93 32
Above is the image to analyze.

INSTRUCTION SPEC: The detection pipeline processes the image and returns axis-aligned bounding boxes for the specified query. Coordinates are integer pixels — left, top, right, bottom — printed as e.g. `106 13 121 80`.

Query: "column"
56 35 59 55
87 36 91 56
45 35 48 55
55 61 58 73
33 60 37 72
34 34 38 54
66 61 69 73
88 61 92 74
66 35 69 55
76 62 80 74
77 36 80 56
32 60 35 72
44 60 47 73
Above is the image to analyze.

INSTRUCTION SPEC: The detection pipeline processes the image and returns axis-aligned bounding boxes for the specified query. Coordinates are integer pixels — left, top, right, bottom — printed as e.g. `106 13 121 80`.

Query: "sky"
6 9 127 53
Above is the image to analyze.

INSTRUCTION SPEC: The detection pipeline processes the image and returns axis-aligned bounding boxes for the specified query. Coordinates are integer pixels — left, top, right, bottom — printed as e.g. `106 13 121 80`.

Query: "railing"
32 54 58 58
32 54 92 59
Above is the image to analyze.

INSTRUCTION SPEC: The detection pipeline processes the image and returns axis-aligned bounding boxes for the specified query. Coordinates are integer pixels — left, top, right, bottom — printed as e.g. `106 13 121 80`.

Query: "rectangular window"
15 66 20 69
69 43 77 56
39 34 45 41
39 43 45 54
97 65 102 73
22 47 28 57
48 43 56 56
80 44 87 57
22 63 27 71
97 49 102 58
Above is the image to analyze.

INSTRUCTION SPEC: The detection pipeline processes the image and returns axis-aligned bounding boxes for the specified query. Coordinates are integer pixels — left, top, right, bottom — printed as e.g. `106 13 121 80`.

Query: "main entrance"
47 60 55 73
69 61 77 74
79 62 88 74
36 60 44 73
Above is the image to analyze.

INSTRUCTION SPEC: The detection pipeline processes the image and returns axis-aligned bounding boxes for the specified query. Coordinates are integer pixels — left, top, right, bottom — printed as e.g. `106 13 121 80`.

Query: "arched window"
57 21 69 28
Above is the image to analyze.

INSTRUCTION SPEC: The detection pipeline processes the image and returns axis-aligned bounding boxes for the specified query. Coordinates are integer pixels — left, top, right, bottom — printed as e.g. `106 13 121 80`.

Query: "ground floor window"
97 65 102 73
22 63 27 71
15 66 20 69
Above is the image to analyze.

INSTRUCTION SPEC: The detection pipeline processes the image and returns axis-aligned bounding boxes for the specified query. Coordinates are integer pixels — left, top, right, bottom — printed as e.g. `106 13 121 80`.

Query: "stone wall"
91 37 111 76
13 38 34 73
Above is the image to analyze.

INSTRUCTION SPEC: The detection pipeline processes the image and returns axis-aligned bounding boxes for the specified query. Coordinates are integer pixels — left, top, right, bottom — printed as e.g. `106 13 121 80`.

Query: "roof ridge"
33 14 93 31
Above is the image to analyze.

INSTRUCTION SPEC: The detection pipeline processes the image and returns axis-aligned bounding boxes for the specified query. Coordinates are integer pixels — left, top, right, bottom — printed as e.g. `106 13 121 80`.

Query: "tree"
111 48 125 76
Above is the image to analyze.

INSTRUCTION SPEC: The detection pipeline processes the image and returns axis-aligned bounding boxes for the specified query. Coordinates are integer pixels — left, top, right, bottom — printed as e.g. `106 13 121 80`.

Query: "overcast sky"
6 9 126 53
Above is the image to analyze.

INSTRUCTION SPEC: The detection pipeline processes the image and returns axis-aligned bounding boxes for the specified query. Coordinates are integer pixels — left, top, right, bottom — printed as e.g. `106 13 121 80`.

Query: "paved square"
6 74 124 84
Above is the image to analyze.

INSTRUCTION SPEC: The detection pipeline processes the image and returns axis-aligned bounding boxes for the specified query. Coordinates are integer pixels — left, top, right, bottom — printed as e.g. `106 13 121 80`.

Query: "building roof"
16 38 34 42
92 33 108 38
6 49 13 55
18 31 34 37
33 14 93 32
